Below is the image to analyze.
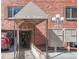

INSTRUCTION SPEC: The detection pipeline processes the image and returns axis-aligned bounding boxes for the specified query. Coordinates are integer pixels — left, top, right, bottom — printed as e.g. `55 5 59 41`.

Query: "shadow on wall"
34 27 47 51
48 30 63 47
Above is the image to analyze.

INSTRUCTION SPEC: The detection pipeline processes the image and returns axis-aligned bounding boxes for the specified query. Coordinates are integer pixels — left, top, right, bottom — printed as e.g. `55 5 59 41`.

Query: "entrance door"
19 31 31 49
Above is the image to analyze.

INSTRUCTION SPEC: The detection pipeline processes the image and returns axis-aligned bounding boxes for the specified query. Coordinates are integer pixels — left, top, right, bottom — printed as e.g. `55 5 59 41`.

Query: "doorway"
19 31 32 49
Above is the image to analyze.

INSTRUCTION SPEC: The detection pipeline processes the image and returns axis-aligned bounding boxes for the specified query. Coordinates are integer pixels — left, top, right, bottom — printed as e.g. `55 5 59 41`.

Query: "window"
64 29 77 42
65 7 77 20
8 6 22 17
70 42 77 48
6 31 17 38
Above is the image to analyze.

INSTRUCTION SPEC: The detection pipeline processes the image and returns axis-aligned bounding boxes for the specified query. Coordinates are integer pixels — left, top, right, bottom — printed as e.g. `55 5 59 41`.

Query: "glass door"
19 31 31 49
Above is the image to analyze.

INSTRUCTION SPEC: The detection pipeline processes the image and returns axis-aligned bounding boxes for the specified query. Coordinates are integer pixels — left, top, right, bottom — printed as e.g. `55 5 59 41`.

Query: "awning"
9 2 48 19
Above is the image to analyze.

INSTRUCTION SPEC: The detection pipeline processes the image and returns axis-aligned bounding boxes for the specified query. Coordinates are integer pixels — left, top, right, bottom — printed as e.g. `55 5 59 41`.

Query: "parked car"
1 34 13 50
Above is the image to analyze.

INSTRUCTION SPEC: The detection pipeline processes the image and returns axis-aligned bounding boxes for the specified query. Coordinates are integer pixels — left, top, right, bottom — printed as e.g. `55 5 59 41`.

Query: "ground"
48 52 77 59
1 45 35 59
1 46 77 59
1 51 77 59
1 50 35 59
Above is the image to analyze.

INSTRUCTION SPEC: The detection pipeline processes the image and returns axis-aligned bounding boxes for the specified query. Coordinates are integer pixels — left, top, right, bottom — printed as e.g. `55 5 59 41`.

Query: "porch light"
52 14 64 28
52 17 55 21
60 17 64 21
56 14 60 18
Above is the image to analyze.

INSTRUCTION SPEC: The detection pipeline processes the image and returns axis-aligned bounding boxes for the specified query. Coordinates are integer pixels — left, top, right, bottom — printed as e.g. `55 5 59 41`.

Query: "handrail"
33 45 46 56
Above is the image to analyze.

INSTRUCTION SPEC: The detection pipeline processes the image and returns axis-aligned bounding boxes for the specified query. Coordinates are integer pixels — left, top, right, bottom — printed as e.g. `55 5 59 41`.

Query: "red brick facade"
1 0 77 29
1 0 77 48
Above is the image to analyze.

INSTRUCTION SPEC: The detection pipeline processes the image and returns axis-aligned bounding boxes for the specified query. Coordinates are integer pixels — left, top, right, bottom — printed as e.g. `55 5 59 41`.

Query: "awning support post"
17 25 20 58
14 21 16 59
46 19 48 59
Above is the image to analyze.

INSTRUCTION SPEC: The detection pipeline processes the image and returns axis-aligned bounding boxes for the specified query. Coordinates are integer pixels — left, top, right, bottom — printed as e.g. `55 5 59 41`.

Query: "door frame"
19 30 32 49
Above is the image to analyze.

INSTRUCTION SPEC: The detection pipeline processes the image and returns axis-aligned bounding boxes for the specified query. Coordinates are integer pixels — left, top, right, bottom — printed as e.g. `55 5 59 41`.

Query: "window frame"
8 6 23 18
65 6 77 20
64 28 77 42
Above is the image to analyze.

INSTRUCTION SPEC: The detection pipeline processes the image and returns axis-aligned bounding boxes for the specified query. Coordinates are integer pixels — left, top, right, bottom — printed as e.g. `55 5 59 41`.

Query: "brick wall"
1 0 77 47
1 0 77 30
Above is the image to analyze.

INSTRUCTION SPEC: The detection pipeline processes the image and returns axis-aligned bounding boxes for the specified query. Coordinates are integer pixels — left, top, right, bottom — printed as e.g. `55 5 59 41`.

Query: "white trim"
66 18 77 20
63 28 77 30
49 28 63 30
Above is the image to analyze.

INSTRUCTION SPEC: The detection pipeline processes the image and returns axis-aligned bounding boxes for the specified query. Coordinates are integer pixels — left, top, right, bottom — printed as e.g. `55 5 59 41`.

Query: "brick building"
1 0 77 58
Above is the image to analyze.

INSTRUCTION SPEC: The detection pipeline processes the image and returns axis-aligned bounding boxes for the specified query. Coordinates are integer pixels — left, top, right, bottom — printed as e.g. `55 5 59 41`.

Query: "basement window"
70 42 77 48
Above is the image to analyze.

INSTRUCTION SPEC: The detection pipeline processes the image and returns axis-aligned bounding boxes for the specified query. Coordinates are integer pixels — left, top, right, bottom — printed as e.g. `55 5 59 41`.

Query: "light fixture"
56 14 60 18
60 17 64 21
52 17 55 21
51 14 64 28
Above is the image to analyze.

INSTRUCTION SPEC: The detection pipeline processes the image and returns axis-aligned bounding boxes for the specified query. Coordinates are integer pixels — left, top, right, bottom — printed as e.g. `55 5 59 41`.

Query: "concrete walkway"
1 45 77 59
1 50 35 59
2 51 77 59
48 52 77 59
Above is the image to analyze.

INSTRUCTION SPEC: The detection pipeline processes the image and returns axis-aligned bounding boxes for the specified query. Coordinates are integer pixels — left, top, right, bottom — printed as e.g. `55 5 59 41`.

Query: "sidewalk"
48 52 77 59
1 50 35 59
1 51 77 59
1 46 77 59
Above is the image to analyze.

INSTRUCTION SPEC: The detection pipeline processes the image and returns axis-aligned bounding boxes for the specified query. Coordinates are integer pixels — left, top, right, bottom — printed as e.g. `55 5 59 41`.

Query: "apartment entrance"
9 2 48 59
19 31 32 49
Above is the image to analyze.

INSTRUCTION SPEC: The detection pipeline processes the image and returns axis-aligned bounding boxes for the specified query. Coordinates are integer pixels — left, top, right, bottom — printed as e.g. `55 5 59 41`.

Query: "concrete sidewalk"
1 49 77 59
48 52 77 59
1 50 35 59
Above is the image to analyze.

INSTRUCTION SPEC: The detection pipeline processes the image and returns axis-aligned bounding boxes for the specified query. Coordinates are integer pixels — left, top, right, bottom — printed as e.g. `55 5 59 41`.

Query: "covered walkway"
8 1 48 59
1 50 35 59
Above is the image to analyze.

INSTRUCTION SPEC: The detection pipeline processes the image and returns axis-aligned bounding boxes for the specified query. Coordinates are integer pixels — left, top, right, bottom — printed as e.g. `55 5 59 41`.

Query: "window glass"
65 7 77 19
66 8 71 18
70 42 77 48
8 6 22 17
72 8 77 18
